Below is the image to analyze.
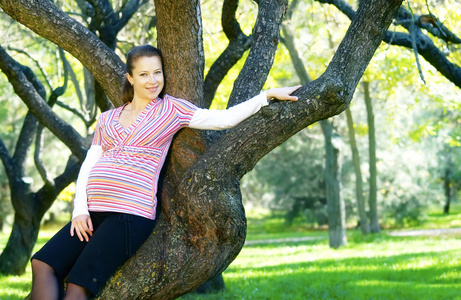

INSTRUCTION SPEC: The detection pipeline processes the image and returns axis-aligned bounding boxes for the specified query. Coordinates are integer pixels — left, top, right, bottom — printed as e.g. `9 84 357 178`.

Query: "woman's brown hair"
120 45 165 104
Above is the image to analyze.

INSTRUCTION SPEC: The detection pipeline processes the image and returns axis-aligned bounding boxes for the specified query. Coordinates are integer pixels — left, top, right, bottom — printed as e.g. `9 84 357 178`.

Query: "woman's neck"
129 97 151 111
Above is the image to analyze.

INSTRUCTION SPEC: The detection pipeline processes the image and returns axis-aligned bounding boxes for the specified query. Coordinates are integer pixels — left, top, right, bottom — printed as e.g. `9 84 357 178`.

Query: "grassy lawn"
1 204 460 299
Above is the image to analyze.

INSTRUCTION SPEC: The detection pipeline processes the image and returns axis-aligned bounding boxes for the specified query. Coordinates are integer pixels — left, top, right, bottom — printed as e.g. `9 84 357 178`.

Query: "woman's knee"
65 283 90 300
31 258 55 276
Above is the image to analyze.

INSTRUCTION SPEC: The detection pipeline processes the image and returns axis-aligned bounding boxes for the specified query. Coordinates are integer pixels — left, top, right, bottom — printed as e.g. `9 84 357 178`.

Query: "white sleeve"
72 145 103 220
188 91 268 130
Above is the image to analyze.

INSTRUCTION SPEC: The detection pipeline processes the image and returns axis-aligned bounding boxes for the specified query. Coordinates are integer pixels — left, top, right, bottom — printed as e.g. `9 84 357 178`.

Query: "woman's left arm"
189 85 301 130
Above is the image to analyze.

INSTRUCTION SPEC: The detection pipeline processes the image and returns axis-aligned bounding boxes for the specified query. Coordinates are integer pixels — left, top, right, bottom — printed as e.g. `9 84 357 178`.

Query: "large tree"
0 0 402 298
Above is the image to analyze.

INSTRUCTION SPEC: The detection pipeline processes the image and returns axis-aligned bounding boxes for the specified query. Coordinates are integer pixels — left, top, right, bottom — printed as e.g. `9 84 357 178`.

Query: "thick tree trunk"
363 81 380 233
321 120 347 249
0 212 40 274
0 0 125 105
345 107 370 234
0 159 80 274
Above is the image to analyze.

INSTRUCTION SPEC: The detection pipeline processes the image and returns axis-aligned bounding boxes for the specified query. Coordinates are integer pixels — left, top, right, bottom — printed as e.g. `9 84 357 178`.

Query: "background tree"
345 106 370 234
363 80 380 232
281 0 347 245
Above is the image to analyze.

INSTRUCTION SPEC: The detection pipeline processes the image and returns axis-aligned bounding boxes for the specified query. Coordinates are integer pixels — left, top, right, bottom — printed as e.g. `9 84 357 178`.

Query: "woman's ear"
126 73 133 86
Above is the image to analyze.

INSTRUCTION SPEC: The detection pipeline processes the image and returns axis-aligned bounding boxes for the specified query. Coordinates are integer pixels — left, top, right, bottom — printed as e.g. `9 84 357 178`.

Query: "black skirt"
32 211 157 296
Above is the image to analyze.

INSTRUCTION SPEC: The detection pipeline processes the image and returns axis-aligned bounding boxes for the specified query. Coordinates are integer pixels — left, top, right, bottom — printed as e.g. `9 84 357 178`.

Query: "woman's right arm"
188 86 301 130
70 145 103 241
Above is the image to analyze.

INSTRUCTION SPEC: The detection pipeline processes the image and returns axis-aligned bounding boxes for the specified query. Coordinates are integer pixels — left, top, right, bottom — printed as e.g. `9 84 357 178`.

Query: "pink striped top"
87 94 197 219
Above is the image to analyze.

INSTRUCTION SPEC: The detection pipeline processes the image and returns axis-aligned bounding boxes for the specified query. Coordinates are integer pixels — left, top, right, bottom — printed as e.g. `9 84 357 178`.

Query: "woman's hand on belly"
70 214 94 242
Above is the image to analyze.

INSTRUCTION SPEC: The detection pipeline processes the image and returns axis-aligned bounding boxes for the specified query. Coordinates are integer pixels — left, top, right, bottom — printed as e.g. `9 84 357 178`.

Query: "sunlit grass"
1 205 461 300
417 203 461 229
183 233 461 300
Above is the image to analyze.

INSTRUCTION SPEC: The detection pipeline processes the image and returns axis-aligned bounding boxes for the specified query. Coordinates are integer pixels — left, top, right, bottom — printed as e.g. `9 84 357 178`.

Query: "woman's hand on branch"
266 85 302 102
70 214 93 242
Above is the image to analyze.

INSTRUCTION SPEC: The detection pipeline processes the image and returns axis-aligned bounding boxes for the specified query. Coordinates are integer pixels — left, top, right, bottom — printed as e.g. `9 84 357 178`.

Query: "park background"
0 0 460 299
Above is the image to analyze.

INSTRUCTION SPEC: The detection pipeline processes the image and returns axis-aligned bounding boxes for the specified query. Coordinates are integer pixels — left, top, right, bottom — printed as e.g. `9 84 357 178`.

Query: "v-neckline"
116 99 155 132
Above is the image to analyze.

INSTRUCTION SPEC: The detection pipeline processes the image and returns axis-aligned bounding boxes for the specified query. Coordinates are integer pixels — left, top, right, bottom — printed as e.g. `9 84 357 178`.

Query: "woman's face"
126 55 164 102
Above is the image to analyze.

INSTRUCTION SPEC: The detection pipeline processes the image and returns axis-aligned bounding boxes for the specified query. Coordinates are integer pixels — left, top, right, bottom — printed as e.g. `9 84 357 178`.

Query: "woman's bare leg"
31 258 59 300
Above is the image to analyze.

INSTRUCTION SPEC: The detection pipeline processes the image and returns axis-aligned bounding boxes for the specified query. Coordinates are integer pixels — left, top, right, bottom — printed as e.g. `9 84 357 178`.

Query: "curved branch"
10 63 45 170
203 0 251 108
227 0 288 107
0 137 18 185
33 155 82 217
0 0 126 105
8 46 53 92
56 100 91 127
316 0 356 20
384 30 461 87
87 0 116 32
116 0 148 32
317 0 461 88
12 112 39 174
34 125 55 189
0 47 86 160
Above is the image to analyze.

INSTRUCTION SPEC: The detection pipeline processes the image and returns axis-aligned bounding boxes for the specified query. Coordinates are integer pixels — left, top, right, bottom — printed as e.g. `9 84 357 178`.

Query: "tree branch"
203 0 251 108
0 46 86 160
12 112 39 175
0 137 18 185
317 0 461 88
192 0 403 196
33 156 81 217
0 0 126 105
87 0 116 32
34 125 55 189
116 0 148 32
56 100 91 127
227 0 288 107
8 46 53 92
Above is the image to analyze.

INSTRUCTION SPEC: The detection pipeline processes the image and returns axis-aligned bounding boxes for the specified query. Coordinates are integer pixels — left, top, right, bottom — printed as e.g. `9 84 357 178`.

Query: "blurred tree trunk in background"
363 81 380 233
346 107 370 234
443 166 453 214
321 120 347 249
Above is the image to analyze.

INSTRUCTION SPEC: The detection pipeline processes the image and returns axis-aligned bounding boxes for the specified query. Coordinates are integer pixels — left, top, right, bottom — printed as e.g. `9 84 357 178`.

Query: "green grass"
1 205 461 299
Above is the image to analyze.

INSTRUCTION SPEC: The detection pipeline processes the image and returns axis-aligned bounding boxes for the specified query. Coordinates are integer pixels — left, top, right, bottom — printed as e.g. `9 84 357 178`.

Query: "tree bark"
203 0 251 108
345 107 370 234
0 157 81 274
0 0 125 105
363 81 380 233
0 0 403 295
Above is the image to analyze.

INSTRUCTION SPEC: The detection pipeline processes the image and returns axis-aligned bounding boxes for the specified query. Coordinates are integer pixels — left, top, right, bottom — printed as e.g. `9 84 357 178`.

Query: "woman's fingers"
267 85 302 101
70 215 93 242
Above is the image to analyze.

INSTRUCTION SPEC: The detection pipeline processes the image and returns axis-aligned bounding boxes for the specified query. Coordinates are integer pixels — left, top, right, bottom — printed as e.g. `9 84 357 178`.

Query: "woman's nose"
149 74 157 83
